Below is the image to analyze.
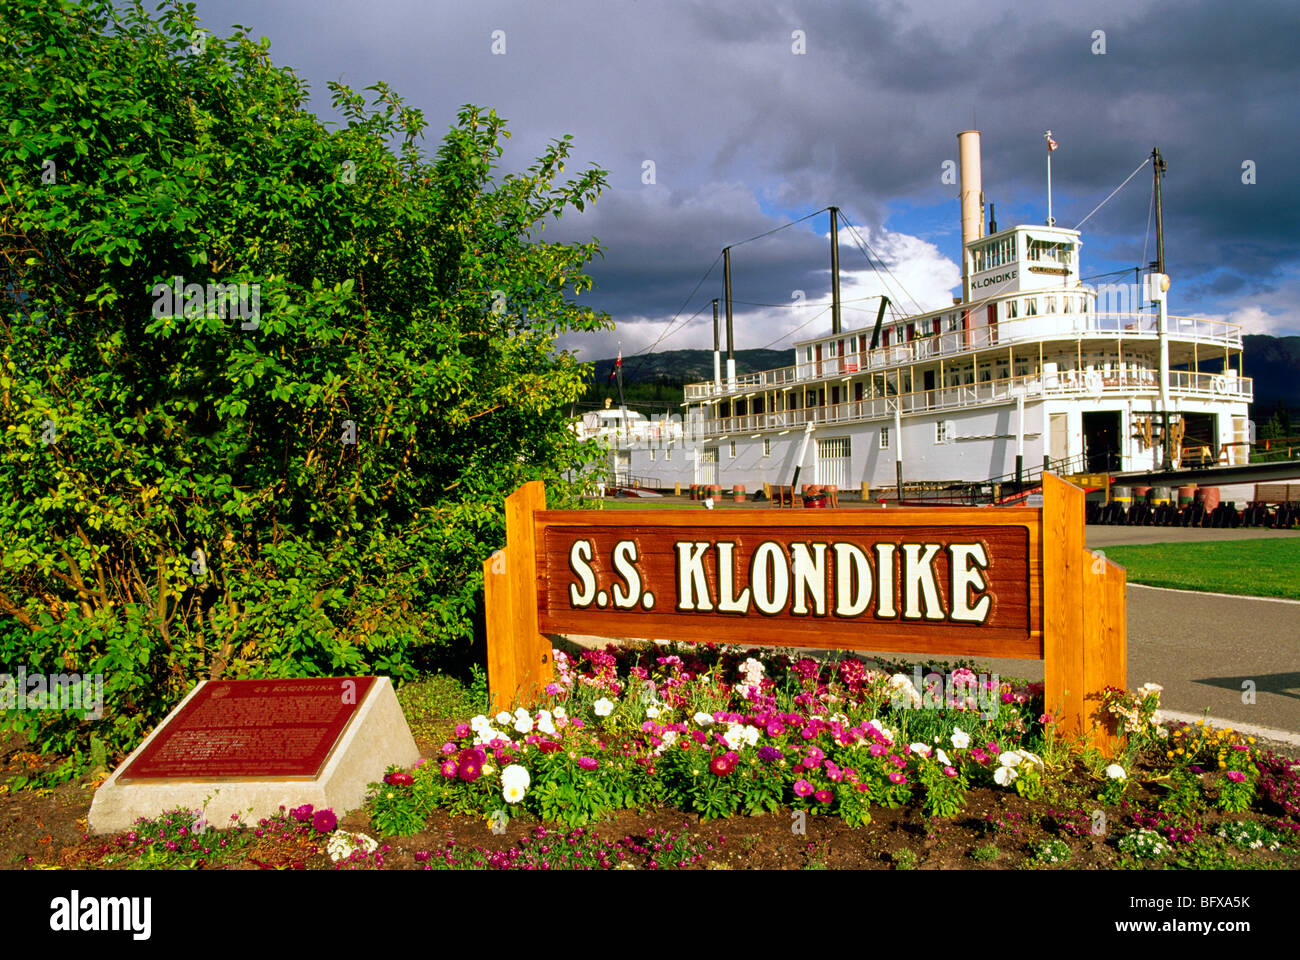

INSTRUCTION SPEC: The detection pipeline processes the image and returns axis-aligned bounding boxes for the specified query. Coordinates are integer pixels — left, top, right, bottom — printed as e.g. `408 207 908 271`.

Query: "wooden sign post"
484 473 1125 752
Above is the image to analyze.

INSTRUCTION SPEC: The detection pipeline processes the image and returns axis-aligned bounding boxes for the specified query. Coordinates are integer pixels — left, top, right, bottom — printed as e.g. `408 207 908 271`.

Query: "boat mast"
723 246 736 387
1152 146 1170 468
712 298 721 391
830 206 842 335
1152 147 1166 274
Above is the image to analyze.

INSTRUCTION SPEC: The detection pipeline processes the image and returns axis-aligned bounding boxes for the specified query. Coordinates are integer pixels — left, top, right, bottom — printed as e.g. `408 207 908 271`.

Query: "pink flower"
440 759 458 778
384 772 414 786
793 779 814 797
944 766 957 778
869 743 886 757
311 809 337 834
766 721 785 737
814 789 833 803
710 756 735 777
1225 770 1247 783
577 756 599 771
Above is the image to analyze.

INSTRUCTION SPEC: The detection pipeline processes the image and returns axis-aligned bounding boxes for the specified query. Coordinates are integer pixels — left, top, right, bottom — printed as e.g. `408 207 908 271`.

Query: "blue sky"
189 0 1300 359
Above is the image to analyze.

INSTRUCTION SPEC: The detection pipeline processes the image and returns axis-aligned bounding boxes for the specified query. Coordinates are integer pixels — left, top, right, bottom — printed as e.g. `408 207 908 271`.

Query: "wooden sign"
484 474 1126 752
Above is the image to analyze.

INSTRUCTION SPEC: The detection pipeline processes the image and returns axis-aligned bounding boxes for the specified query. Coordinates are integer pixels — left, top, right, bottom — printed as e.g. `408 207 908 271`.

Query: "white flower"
474 726 502 746
470 714 490 731
482 764 495 777
864 718 884 734
888 674 923 708
513 714 534 734
553 707 567 721
1105 764 1127 781
660 731 678 748
501 764 530 790
1138 682 1163 696
645 706 661 719
909 742 932 757
742 725 761 748
935 748 952 766
693 712 714 727
998 750 1024 768
502 782 526 804
593 697 615 717
496 711 512 725
536 711 556 736
1018 750 1044 771
722 724 745 750
328 831 378 862
950 728 971 750
994 765 1018 786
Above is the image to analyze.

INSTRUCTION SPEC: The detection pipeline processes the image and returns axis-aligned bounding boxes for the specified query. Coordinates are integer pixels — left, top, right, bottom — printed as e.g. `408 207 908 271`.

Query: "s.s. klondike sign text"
485 474 1126 751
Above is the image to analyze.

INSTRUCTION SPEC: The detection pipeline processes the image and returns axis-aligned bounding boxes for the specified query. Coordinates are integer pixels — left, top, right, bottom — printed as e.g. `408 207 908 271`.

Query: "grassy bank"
1102 539 1300 600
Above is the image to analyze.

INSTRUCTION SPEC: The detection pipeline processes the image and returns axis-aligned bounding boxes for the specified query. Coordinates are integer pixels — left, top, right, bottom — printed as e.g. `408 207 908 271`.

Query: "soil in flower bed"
3 730 1296 871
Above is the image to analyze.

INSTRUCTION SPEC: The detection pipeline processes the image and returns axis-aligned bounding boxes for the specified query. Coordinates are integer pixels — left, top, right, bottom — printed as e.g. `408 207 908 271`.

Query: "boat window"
1006 300 1018 319
1063 296 1073 313
1045 296 1057 313
1025 298 1038 316
729 440 736 459
879 427 890 450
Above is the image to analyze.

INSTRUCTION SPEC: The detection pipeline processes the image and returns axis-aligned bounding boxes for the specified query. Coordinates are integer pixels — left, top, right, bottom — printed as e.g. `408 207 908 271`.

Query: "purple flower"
289 804 314 823
757 746 783 762
311 809 337 834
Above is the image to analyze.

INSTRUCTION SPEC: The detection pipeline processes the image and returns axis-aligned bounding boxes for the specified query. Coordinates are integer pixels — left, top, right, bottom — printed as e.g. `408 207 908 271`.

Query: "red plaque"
119 677 376 781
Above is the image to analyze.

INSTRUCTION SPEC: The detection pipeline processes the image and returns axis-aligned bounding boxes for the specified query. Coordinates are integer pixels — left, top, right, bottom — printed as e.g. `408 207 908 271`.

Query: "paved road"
958 586 1300 739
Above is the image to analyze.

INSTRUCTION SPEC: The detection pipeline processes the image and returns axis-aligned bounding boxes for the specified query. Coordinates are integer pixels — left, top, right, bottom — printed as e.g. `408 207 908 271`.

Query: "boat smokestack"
958 129 983 303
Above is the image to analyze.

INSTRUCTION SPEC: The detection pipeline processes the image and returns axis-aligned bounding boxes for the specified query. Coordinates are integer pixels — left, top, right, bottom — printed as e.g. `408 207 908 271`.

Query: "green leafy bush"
0 0 609 775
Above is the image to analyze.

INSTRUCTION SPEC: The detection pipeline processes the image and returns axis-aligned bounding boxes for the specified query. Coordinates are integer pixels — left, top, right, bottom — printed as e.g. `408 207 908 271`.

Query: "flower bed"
363 642 1300 873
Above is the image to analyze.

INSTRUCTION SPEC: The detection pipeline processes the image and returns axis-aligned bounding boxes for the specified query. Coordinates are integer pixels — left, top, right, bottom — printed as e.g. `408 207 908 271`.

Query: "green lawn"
1101 539 1300 600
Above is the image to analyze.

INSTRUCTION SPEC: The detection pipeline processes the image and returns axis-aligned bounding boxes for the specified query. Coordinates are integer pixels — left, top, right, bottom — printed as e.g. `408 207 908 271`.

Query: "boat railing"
689 369 1252 439
682 311 1244 400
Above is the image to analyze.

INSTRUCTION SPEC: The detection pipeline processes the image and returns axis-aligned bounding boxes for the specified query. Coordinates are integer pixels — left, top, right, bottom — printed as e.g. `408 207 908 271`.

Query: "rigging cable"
1073 156 1151 230
837 212 926 315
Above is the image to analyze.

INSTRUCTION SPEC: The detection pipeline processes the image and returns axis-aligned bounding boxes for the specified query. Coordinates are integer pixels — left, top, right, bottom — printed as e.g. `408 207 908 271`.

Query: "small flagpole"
1044 130 1055 226
616 341 626 412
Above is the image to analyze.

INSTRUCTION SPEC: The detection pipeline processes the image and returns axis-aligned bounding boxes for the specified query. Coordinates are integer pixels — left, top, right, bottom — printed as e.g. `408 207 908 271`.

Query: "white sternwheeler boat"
584 131 1252 500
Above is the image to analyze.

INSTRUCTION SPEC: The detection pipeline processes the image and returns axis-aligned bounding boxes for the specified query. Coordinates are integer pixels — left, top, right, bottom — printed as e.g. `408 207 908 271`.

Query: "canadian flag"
1045 131 1059 152
608 347 622 381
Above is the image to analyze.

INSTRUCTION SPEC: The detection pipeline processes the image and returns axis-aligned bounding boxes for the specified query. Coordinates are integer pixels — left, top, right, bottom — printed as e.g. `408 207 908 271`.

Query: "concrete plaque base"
89 676 418 835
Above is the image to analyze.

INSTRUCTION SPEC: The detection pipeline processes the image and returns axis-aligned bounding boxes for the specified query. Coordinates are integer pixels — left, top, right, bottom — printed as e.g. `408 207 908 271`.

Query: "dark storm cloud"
188 0 1300 343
